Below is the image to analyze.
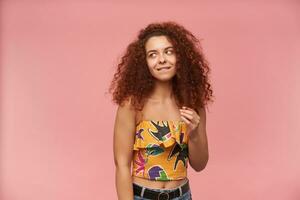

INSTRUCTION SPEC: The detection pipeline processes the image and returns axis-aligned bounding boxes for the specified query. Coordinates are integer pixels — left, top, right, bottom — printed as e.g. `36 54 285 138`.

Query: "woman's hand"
180 106 200 137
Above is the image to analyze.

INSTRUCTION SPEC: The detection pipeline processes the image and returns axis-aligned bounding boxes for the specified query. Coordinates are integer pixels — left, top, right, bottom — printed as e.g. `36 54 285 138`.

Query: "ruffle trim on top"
133 120 188 151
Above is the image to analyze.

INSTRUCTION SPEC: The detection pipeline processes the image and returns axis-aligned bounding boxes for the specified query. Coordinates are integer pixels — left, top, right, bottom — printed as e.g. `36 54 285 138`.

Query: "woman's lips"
157 66 171 71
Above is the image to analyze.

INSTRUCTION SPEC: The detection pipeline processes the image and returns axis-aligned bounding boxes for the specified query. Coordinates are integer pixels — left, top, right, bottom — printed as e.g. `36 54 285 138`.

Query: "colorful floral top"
132 120 189 181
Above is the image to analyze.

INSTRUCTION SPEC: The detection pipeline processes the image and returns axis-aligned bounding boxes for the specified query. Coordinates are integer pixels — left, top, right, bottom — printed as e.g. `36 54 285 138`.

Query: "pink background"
1 0 300 199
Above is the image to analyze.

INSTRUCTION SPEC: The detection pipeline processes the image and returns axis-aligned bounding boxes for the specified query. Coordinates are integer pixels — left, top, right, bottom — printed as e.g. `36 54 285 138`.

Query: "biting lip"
157 66 172 71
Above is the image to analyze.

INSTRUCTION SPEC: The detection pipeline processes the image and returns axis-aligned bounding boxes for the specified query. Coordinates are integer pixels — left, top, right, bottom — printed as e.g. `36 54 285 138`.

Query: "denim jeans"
133 180 192 200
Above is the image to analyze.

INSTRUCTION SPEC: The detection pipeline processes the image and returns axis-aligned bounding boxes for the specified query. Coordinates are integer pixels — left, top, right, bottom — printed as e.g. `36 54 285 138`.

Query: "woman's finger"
180 109 194 115
180 115 191 124
180 109 199 123
180 110 193 120
180 112 200 128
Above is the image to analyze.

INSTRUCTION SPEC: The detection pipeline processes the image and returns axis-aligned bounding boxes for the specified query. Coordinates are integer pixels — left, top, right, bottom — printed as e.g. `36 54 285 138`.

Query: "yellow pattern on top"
132 120 189 181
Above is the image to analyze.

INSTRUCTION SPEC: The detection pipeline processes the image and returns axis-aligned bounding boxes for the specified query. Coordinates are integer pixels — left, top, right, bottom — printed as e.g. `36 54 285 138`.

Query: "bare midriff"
132 175 188 189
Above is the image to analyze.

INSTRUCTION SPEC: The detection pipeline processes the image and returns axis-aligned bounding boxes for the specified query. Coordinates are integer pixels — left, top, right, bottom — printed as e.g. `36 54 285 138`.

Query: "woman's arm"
188 107 209 171
180 106 209 172
113 100 136 200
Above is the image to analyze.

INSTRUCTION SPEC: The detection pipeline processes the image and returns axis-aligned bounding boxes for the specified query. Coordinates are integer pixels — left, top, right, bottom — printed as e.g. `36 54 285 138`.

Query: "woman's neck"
149 80 174 103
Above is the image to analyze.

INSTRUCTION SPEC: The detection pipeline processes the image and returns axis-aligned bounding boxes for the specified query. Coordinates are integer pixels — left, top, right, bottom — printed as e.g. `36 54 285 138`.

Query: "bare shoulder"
116 98 136 121
114 97 136 131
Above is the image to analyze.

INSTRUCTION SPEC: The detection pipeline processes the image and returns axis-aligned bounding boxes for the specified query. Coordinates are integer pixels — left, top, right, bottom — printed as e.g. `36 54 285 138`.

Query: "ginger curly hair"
109 21 214 112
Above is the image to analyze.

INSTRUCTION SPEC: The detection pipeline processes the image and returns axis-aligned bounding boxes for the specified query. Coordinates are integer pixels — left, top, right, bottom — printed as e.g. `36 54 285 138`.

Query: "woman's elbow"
192 157 209 172
114 159 131 169
193 164 207 172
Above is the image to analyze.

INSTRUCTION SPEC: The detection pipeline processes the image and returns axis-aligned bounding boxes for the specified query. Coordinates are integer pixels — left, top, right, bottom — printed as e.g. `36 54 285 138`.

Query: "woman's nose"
158 54 166 64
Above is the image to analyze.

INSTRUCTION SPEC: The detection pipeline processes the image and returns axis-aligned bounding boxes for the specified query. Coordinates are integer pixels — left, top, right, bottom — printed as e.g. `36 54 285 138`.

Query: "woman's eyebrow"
146 46 174 54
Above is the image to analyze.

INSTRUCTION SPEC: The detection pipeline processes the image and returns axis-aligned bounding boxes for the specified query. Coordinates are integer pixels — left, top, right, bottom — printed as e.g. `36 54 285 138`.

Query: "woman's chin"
153 75 176 82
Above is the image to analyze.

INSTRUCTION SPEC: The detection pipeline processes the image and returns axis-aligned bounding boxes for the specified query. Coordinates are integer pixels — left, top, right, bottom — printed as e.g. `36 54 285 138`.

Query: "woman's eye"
166 50 173 54
149 53 156 58
148 50 173 58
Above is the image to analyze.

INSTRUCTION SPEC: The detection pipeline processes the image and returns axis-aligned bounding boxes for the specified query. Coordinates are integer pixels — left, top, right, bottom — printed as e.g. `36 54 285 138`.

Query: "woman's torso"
132 97 188 189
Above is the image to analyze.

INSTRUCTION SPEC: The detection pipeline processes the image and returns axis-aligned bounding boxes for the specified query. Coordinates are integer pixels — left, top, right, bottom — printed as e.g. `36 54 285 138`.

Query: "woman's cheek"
147 61 157 71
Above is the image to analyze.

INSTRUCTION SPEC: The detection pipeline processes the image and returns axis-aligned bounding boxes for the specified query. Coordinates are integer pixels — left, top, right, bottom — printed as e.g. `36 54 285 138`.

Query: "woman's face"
145 35 177 82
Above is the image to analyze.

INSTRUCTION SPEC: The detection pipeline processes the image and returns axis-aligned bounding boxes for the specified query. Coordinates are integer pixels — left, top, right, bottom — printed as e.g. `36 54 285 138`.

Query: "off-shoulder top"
132 120 189 181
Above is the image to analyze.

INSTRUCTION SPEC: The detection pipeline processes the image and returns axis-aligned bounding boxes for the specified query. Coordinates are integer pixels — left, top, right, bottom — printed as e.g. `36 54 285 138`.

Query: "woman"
109 21 214 200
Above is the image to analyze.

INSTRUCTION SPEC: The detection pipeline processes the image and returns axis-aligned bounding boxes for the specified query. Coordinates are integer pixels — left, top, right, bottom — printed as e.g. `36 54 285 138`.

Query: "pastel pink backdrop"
1 0 299 200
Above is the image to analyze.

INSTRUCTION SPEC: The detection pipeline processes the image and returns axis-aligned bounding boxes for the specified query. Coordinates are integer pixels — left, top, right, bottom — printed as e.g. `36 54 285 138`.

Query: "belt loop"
141 187 145 197
179 186 182 196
